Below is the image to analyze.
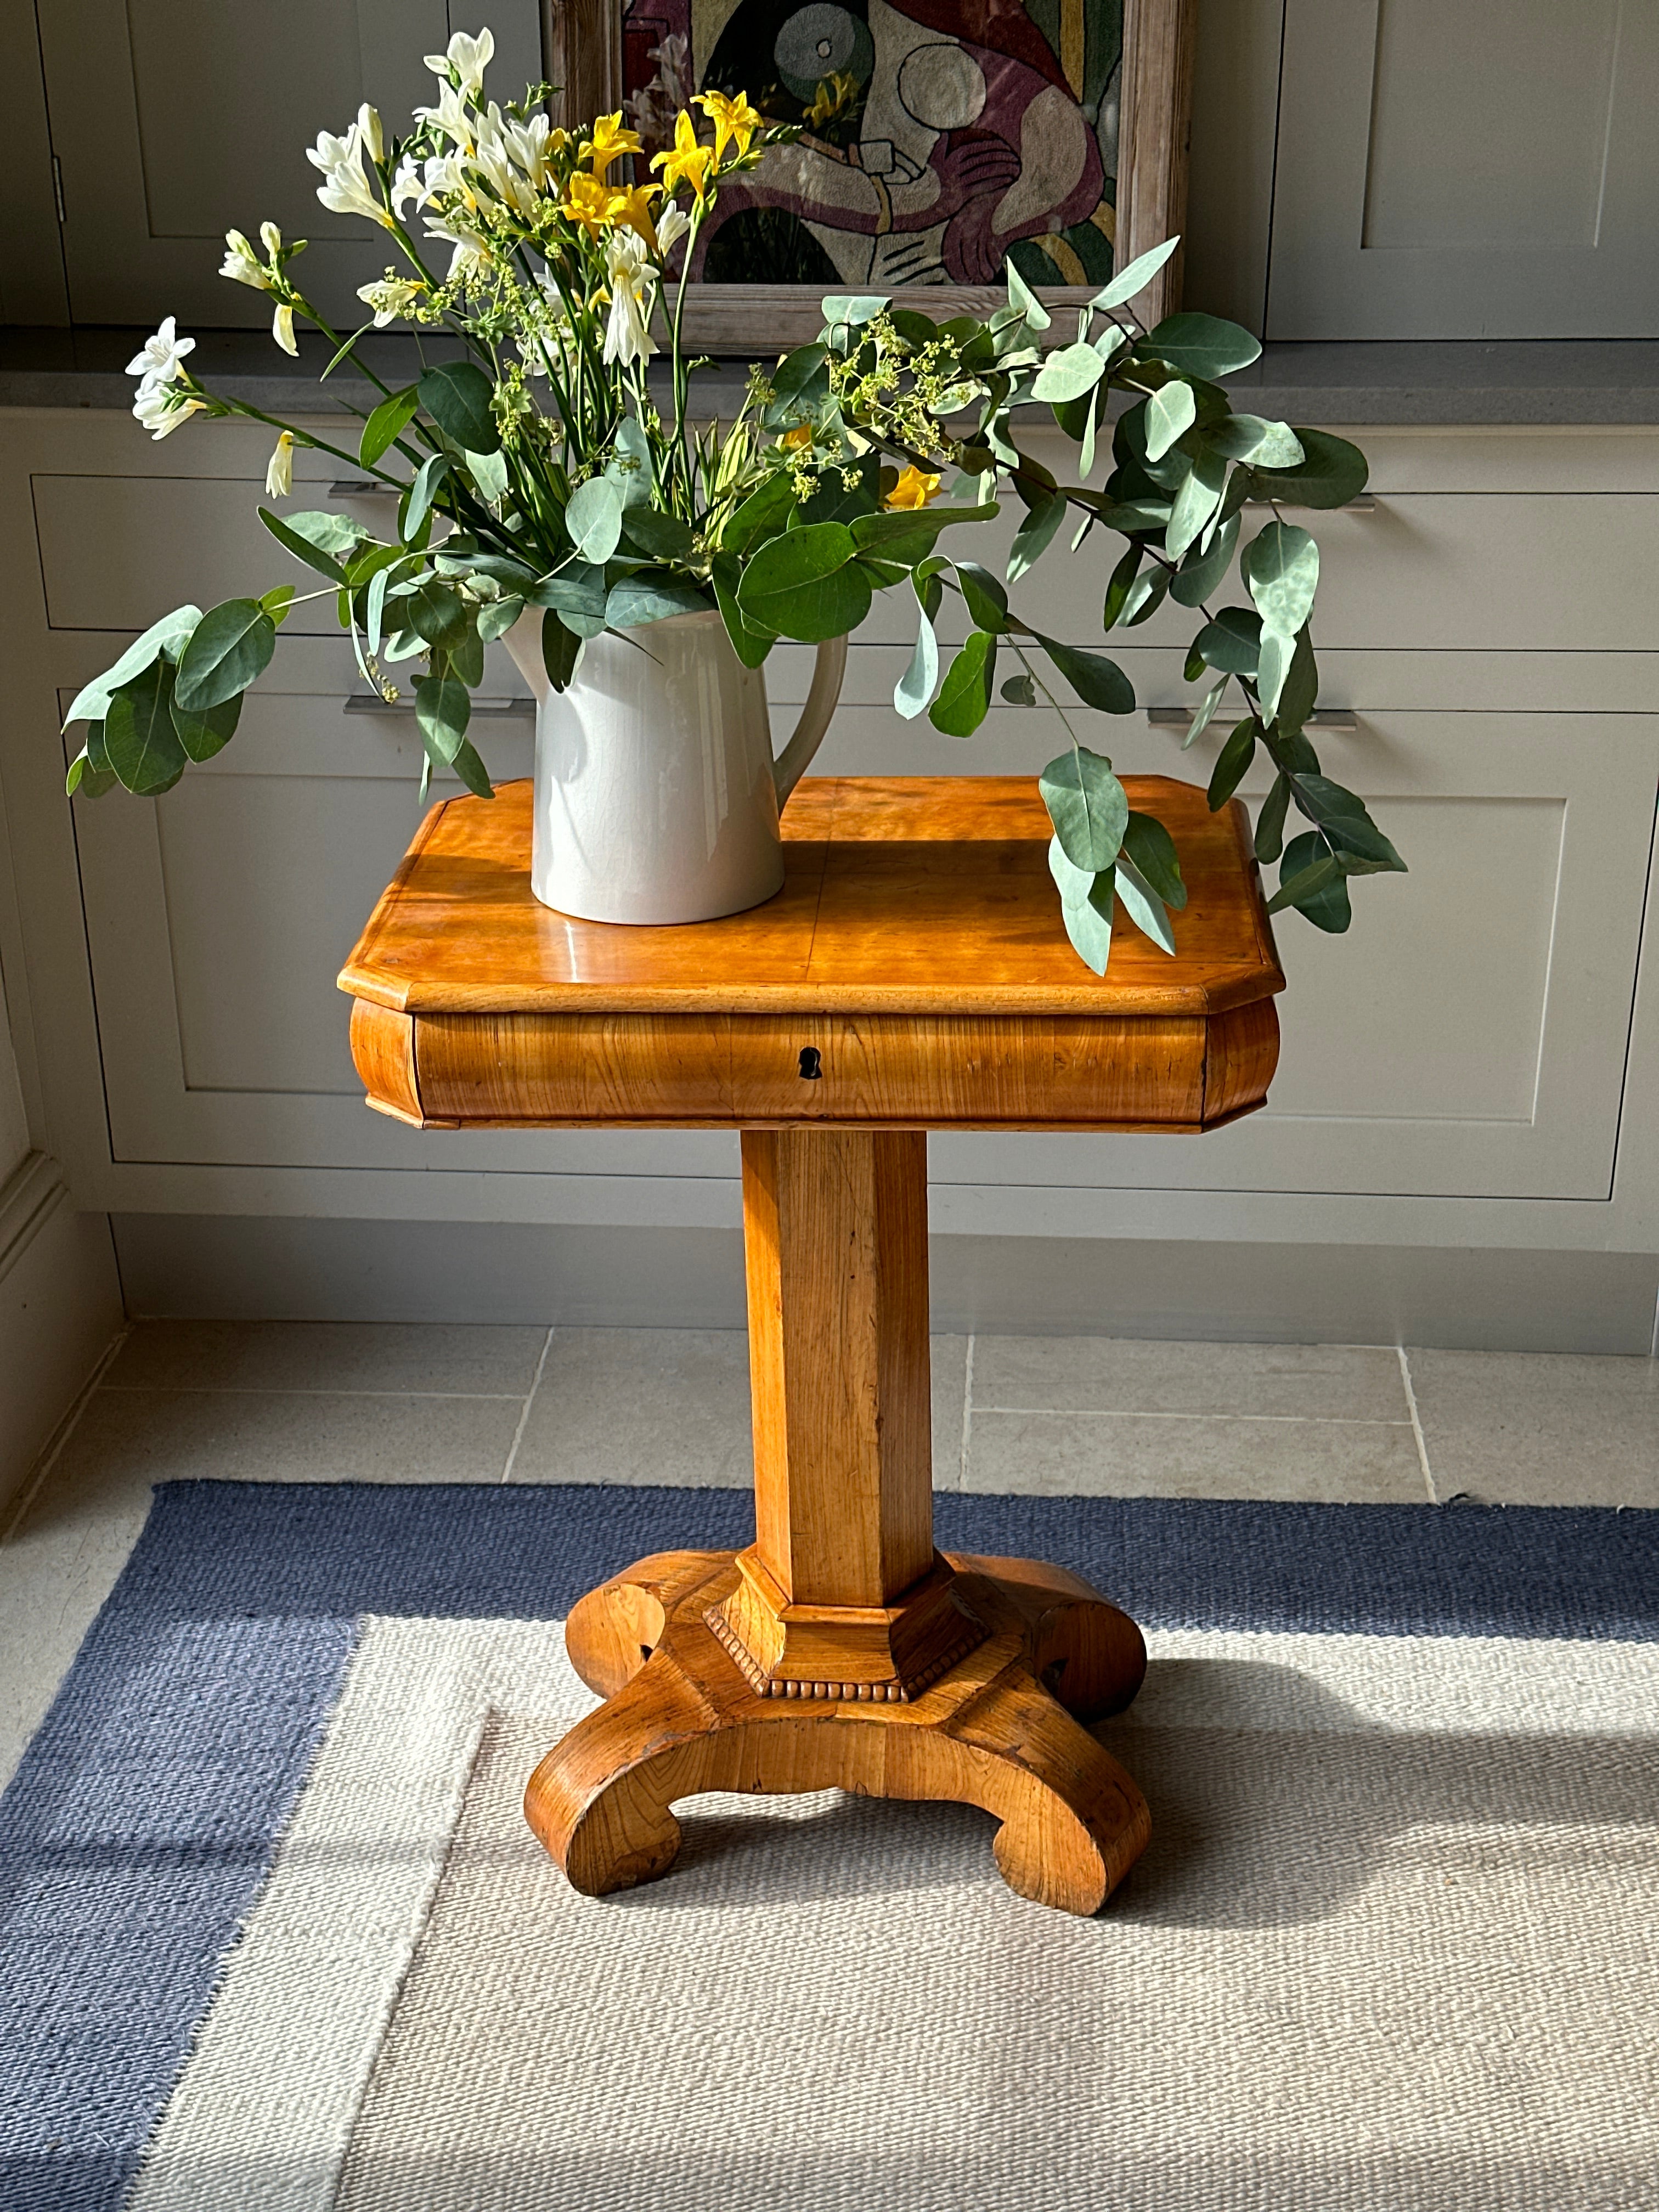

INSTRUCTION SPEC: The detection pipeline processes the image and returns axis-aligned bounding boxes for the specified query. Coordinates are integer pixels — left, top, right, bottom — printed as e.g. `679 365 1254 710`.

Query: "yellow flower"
608 181 662 249
651 110 717 203
886 465 941 511
696 88 764 162
780 423 814 450
560 170 627 240
582 112 642 177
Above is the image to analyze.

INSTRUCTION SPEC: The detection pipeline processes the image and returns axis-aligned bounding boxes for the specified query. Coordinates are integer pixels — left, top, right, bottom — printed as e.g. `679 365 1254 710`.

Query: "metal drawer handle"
1246 494 1376 514
344 694 534 718
1146 706 1358 735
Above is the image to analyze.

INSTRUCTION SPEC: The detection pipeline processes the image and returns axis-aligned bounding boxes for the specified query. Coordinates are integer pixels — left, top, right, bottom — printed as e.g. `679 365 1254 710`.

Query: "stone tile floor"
2 1319 1655 1791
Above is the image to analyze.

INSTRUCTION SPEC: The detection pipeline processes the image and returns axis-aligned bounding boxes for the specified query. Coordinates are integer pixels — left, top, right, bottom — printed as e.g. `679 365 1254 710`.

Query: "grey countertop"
3 327 1657 427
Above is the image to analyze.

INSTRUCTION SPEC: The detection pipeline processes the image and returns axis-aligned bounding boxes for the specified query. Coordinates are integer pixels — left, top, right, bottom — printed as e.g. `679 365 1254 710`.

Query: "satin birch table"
338 775 1284 1914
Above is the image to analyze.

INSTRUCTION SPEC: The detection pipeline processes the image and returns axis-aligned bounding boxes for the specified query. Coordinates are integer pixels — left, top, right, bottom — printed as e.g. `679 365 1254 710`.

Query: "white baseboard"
0 1154 123 1511
111 1212 1659 1355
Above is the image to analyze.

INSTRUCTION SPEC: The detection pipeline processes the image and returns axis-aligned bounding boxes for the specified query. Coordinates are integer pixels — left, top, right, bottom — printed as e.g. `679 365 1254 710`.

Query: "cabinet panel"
1266 0 1659 338
66 692 733 1183
38 1 542 327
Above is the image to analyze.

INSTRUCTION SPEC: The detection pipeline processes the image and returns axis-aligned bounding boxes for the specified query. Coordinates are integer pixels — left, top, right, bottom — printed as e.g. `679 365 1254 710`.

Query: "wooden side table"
340 776 1283 1914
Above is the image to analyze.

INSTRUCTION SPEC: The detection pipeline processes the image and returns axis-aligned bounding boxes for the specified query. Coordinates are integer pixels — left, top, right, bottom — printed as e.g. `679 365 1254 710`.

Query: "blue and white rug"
4 1482 1657 2212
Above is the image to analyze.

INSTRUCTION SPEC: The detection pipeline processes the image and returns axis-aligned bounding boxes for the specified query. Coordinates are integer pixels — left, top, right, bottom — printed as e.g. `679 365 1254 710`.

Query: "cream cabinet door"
1266 0 1659 338
39 0 542 326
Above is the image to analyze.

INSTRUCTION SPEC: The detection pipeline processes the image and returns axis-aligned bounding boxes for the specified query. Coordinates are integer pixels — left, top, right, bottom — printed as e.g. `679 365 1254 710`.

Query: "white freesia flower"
356 103 385 165
423 26 493 99
265 431 294 498
414 80 476 153
602 229 657 369
357 275 425 328
498 110 554 186
272 302 298 355
132 381 204 440
472 123 537 217
390 156 431 216
125 315 195 392
306 124 393 228
219 229 269 291
424 214 490 280
655 201 692 258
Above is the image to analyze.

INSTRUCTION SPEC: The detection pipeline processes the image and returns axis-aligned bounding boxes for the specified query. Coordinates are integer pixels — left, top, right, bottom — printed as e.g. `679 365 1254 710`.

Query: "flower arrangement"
64 25 1402 971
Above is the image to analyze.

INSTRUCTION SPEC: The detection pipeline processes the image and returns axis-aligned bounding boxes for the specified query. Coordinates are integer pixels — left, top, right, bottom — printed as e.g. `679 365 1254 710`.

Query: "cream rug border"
127 1618 1659 2212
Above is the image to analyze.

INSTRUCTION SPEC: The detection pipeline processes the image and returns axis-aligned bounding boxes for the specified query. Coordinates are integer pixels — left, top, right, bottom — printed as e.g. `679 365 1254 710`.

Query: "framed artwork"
545 0 1194 349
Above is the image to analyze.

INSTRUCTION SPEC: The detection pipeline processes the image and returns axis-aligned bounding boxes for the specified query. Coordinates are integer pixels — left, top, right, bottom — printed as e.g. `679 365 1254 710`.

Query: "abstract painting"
621 0 1124 291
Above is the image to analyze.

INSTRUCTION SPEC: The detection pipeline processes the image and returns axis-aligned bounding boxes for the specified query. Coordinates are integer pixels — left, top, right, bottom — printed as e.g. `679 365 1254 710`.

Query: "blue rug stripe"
74 1479 1659 1644
0 1613 358 2212
2 1478 1655 2211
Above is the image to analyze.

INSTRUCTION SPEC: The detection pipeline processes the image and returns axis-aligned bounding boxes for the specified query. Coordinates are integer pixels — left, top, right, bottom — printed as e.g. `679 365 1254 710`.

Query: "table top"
339 776 1283 1022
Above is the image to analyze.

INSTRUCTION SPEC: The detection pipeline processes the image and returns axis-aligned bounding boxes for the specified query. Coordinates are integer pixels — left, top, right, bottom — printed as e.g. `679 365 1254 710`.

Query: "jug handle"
771 634 848 807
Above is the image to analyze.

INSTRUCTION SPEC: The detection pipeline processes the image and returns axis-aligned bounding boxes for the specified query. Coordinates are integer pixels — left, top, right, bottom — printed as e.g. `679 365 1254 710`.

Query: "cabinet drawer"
371 1003 1279 1133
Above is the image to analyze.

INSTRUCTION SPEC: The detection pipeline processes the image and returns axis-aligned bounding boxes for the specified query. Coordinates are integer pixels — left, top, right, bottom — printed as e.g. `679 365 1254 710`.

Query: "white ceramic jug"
504 606 846 925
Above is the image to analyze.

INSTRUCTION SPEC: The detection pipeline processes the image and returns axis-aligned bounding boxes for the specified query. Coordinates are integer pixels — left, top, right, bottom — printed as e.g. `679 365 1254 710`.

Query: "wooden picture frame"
542 0 1195 351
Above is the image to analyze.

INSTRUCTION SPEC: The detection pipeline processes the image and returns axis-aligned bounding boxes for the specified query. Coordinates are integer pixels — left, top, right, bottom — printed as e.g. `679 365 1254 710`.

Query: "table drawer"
356 1002 1279 1133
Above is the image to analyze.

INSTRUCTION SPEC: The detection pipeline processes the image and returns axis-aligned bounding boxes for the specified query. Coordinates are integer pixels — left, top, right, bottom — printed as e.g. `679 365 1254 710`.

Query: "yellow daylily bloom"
780 423 814 450
886 465 941 511
560 170 628 240
651 110 716 203
696 88 764 162
608 181 662 249
583 112 642 177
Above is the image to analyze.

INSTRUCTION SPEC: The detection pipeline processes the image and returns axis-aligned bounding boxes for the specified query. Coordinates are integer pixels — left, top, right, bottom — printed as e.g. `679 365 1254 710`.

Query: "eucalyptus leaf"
402 455 448 545
954 559 1008 633
1248 428 1369 510
1144 380 1197 464
763 342 829 426
1256 626 1297 719
366 565 390 656
1006 494 1066 582
1170 511 1240 606
1004 261 1050 332
466 447 510 504
1192 605 1262 676
820 294 889 327
895 609 939 718
1276 626 1318 736
1166 446 1227 561
259 506 350 582
712 551 774 670
722 471 796 554
360 386 420 468
1269 832 1351 930
530 562 608 637
1102 543 1142 630
405 578 470 650
1049 849 1115 975
62 606 202 728
1090 236 1180 312
1206 415 1305 467
1244 521 1320 641
1040 745 1128 870
1114 854 1176 953
620 508 697 562
1181 677 1227 752
1255 772 1290 863
1031 342 1106 404
450 623 486 688
173 597 276 712
171 686 241 764
929 630 996 735
413 667 471 762
604 575 714 628
1120 811 1187 909
65 740 117 800
542 611 582 692
607 416 654 507
738 520 868 641
1144 312 1263 380
1122 567 1170 626
567 476 625 564
104 661 187 795
1036 636 1135 715
1000 672 1037 706
419 360 499 454
1206 717 1257 810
